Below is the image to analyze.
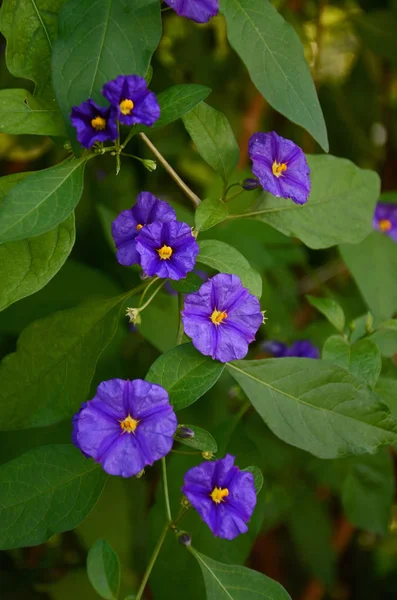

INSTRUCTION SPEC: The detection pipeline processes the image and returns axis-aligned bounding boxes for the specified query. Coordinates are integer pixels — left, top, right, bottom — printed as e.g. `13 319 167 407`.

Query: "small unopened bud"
202 451 214 460
177 426 195 439
242 177 260 191
365 312 374 334
181 496 190 508
142 159 157 172
63 141 72 151
191 227 198 239
135 469 145 479
178 533 192 547
126 307 141 325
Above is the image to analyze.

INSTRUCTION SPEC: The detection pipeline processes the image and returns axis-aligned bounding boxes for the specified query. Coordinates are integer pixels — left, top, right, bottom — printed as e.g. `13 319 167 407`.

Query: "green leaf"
0 295 125 430
307 295 345 333
323 337 381 389
242 466 264 494
0 157 87 243
0 0 65 100
195 198 229 232
0 89 66 136
52 0 161 144
220 0 328 151
198 240 262 298
375 377 397 419
175 425 218 453
370 320 397 357
182 102 240 185
87 540 120 600
189 548 292 599
340 232 397 322
145 343 225 410
138 292 179 353
227 358 397 459
170 272 204 294
151 84 211 130
0 444 107 550
249 155 380 249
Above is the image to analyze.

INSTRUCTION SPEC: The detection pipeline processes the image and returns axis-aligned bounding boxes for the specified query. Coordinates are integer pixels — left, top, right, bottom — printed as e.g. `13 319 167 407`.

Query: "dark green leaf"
198 240 262 298
220 0 328 151
375 377 397 419
145 343 224 410
0 89 66 136
175 425 218 453
195 198 229 232
242 466 264 494
170 272 204 294
0 157 87 243
249 155 380 249
87 540 120 600
183 102 239 185
353 10 397 66
189 548 292 599
227 358 397 458
0 445 107 550
307 295 345 332
370 320 397 357
152 84 211 129
323 337 381 389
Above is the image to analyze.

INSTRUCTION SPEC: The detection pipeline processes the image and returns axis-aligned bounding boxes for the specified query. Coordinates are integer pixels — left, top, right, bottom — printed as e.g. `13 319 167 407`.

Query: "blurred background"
1 0 397 598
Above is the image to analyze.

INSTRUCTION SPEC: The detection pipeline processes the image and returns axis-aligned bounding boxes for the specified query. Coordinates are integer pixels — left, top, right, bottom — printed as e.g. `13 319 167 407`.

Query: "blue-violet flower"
72 379 177 477
70 99 118 148
102 75 160 127
248 131 311 205
262 339 320 359
182 454 256 540
182 273 263 363
373 202 397 243
164 0 219 23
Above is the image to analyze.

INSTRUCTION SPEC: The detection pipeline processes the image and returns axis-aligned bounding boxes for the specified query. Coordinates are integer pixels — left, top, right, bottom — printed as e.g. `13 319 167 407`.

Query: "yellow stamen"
136 223 144 231
158 245 173 260
210 487 229 504
120 98 134 115
379 219 392 232
120 414 139 434
272 161 287 178
210 309 228 325
91 116 106 130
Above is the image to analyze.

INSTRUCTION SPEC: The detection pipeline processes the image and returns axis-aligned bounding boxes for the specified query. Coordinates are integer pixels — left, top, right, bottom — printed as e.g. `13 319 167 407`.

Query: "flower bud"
142 159 157 172
126 307 141 325
202 451 214 460
177 426 195 439
178 533 192 547
242 177 260 191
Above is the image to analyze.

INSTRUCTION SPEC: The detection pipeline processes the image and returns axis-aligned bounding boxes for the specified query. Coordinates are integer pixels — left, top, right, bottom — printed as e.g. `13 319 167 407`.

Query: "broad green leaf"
248 155 380 249
175 425 218 453
138 292 179 353
220 0 328 151
195 198 229 232
227 358 397 459
87 540 120 600
0 445 107 550
150 84 211 130
189 548 292 600
0 0 65 100
375 377 397 419
0 89 66 136
242 466 264 494
182 102 240 185
307 295 345 333
322 337 381 389
145 343 224 410
340 232 397 322
52 0 161 144
0 294 125 430
198 240 262 298
0 157 87 243
370 320 397 357
170 272 204 294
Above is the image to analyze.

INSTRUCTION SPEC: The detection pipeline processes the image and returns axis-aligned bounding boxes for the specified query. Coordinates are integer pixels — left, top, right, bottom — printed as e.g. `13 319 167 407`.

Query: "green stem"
176 293 185 345
138 280 166 312
161 458 172 524
223 182 242 201
120 126 137 151
138 277 159 308
171 449 202 456
135 524 169 600
226 206 285 220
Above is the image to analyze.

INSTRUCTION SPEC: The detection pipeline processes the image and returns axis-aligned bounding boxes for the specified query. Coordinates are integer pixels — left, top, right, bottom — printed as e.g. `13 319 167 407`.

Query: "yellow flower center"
120 414 139 434
136 223 144 231
158 245 173 260
120 99 135 115
272 161 287 178
379 219 392 232
91 116 106 130
210 309 228 325
210 487 229 504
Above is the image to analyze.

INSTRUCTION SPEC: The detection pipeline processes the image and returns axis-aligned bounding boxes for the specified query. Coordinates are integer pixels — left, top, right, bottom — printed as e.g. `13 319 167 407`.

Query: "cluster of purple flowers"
71 75 160 148
373 202 397 242
262 339 320 359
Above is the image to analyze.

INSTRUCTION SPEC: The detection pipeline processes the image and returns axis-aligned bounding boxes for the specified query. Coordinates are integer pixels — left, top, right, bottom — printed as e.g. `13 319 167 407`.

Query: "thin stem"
120 125 137 151
223 182 241 201
161 458 172 524
225 188 245 203
226 206 285 220
171 449 202 456
139 132 201 208
139 280 166 312
176 294 185 345
138 277 159 308
135 524 169 600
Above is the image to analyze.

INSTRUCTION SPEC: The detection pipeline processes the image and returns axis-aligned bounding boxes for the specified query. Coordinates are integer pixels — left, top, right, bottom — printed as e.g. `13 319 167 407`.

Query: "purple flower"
102 75 160 127
182 454 256 540
111 192 177 267
373 202 397 242
72 379 177 477
248 131 311 205
136 220 199 280
182 273 263 363
70 99 118 148
164 0 218 23
262 339 319 359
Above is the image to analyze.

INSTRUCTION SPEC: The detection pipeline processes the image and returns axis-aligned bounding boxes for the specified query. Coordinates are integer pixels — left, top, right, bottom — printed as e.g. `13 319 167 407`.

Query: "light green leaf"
175 425 218 453
145 343 224 410
0 89 66 136
370 320 397 357
242 466 264 495
183 102 240 185
220 0 328 151
375 377 397 419
0 157 87 243
322 337 381 389
340 232 397 322
0 0 65 100
198 240 262 298
189 548 292 599
0 294 125 430
0 445 107 550
195 198 229 232
307 295 345 333
150 84 211 130
87 540 120 600
227 358 397 458
248 155 380 249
